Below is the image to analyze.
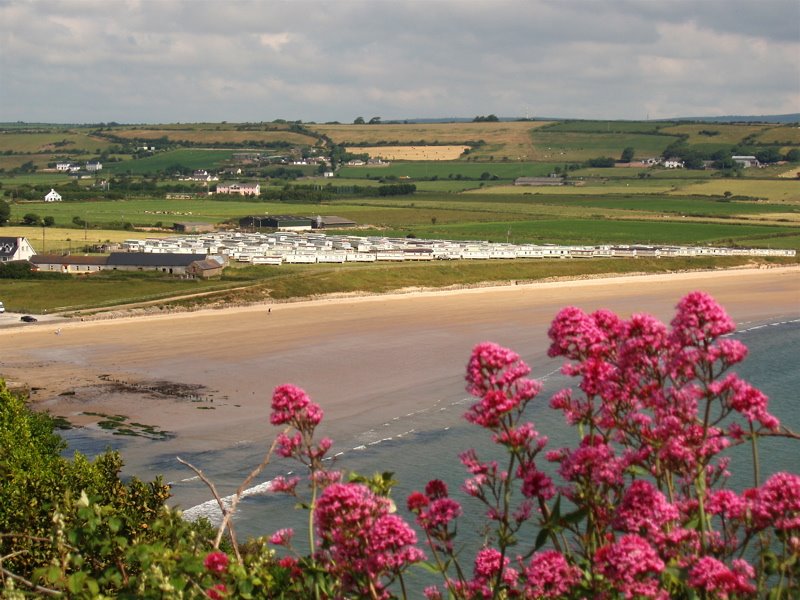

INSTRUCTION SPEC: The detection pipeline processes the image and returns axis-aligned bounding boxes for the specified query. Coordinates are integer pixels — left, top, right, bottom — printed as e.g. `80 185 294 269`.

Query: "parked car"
0 301 4 313
20 315 37 323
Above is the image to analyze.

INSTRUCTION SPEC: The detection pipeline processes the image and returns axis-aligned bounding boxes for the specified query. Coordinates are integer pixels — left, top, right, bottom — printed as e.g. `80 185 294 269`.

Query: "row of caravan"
234 244 795 265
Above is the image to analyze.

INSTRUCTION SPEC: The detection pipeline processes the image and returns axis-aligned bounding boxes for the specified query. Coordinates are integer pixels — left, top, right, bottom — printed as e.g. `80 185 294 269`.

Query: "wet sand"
1 266 798 482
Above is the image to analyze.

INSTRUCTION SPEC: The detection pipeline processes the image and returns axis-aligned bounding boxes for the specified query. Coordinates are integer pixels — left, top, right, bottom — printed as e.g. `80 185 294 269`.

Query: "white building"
732 155 759 168
217 182 260 196
86 161 103 172
44 189 62 202
0 237 36 262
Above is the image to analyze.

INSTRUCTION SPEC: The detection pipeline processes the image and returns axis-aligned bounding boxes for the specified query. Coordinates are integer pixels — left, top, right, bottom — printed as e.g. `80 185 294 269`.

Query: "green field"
103 149 240 175
0 131 114 154
538 120 668 134
530 131 676 161
336 161 560 180
375 218 799 246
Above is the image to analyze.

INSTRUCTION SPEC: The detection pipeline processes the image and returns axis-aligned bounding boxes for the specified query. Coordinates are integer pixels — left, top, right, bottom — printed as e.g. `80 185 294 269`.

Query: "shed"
174 221 216 233
312 215 358 229
187 259 224 278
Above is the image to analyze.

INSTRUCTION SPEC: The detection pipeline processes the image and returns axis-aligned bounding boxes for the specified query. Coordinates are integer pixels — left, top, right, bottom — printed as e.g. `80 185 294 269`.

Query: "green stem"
749 423 760 487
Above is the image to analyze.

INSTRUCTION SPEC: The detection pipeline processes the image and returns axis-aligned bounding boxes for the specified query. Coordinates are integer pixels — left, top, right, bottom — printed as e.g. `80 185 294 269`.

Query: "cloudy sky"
1 0 798 124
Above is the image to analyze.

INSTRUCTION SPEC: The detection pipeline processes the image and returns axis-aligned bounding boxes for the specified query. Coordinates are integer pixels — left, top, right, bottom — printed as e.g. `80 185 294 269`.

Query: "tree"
22 212 41 226
353 116 365 125
0 199 9 226
43 215 55 227
620 146 635 163
785 148 800 162
755 147 782 164
368 116 382 125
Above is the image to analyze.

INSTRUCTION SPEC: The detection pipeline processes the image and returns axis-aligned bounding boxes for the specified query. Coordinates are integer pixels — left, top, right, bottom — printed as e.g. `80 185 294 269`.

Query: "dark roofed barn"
107 253 208 275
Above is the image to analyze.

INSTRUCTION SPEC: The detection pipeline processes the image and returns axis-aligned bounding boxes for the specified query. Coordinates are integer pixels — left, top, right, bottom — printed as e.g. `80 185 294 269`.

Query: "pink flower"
417 498 463 531
270 384 324 428
553 434 626 487
269 528 294 546
407 491 429 513
705 489 746 520
203 551 229 574
612 480 679 538
465 342 540 428
748 472 800 531
425 479 449 499
269 475 300 494
206 583 226 600
314 482 423 595
670 291 736 347
523 550 581 598
468 548 518 598
594 534 665 598
519 467 555 501
270 384 311 425
548 306 610 360
688 557 756 597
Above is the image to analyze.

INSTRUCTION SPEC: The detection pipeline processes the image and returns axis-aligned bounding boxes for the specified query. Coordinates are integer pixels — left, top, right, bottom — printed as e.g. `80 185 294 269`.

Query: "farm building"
312 215 357 229
85 161 103 172
239 215 314 231
174 221 216 233
44 189 62 202
187 259 224 279
514 177 564 186
732 156 759 168
107 252 211 275
0 237 36 262
217 182 260 196
31 255 108 274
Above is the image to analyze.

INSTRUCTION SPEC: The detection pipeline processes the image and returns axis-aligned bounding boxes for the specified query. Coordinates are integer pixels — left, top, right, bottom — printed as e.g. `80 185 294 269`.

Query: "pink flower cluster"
314 482 424 596
464 342 541 428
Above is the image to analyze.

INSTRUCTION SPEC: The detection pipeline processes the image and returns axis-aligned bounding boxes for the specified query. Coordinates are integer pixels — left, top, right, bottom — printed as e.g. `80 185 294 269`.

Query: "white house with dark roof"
44 189 62 202
0 237 36 262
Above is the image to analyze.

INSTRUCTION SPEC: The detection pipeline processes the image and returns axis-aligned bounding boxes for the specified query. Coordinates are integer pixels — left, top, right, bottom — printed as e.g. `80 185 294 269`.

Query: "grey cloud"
0 0 797 123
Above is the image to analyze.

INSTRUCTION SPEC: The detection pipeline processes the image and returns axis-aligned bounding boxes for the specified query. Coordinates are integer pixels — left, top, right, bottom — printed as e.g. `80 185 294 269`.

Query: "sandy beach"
1 266 798 483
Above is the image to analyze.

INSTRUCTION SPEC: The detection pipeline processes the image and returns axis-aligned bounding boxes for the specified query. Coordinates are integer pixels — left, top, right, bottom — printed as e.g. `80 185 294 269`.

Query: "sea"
61 315 800 592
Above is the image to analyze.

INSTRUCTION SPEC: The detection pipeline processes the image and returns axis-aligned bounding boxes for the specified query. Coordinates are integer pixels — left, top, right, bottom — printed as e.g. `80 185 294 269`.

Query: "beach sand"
1 266 798 484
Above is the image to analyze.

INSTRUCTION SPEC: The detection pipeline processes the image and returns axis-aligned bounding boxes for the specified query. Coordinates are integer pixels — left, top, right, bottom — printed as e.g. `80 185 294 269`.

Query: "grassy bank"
3 256 795 315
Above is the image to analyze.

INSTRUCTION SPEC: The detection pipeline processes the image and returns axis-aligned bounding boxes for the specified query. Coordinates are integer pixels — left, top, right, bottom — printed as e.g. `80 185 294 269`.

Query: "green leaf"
46 565 61 584
414 561 443 575
108 516 122 532
563 508 587 525
67 571 87 594
534 527 551 551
